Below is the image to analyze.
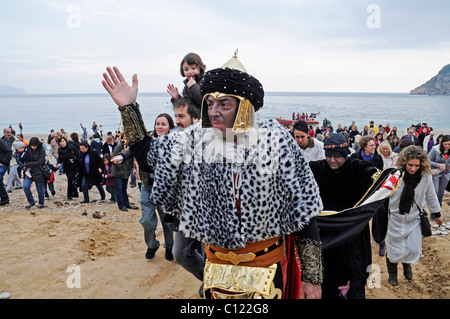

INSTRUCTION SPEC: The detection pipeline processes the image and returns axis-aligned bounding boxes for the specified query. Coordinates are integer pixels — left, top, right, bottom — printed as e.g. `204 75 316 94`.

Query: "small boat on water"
276 112 320 126
276 117 319 126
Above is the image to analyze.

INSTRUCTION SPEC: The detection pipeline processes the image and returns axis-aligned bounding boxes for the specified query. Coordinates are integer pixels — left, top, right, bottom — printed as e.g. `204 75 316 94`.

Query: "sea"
1 92 449 136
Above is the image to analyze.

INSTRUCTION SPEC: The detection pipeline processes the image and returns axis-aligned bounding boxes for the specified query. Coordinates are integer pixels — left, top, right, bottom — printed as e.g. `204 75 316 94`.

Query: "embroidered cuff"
118 103 148 147
295 237 324 285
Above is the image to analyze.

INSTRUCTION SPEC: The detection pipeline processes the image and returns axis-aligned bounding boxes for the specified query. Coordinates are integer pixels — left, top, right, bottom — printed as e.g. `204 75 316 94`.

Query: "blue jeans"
81 176 105 202
130 170 137 187
45 182 56 197
139 185 174 250
105 186 116 201
114 177 130 209
0 165 9 202
173 231 204 281
23 176 45 206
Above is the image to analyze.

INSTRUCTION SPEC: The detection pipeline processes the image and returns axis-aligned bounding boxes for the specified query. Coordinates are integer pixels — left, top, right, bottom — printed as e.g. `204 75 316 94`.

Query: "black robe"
309 157 379 299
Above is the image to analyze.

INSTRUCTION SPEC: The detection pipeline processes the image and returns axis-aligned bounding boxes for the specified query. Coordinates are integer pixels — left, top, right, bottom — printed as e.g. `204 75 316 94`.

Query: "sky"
0 0 449 94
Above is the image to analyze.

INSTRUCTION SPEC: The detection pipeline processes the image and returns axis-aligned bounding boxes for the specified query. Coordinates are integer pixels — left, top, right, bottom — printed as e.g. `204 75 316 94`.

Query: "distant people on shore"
0 129 13 206
80 123 88 142
92 121 98 134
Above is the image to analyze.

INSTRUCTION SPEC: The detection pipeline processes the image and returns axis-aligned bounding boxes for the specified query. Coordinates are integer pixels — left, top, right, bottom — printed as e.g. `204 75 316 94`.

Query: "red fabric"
233 173 242 217
48 171 55 183
283 234 302 299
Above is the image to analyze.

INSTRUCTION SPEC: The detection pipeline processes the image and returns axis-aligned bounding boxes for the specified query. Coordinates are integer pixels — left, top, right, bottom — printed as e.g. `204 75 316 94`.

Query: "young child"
6 141 26 192
44 157 58 198
103 154 116 202
167 52 206 109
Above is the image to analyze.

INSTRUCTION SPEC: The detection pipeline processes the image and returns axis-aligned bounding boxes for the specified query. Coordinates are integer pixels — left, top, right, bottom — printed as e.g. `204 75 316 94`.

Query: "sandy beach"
0 133 449 299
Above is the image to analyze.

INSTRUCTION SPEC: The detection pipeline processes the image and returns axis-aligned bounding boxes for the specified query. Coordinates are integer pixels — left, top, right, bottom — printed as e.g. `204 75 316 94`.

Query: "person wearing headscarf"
385 146 442 286
102 51 324 299
309 134 389 299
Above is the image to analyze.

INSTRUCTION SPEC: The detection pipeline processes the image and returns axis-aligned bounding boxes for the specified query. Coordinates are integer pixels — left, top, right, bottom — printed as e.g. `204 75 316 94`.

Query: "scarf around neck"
399 169 422 214
361 150 374 161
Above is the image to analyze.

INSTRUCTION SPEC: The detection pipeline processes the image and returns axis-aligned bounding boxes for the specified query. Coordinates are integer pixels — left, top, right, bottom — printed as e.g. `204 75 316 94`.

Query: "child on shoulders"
167 52 206 109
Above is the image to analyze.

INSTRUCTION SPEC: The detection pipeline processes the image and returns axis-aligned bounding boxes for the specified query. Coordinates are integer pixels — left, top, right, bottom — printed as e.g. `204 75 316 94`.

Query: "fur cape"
147 119 323 249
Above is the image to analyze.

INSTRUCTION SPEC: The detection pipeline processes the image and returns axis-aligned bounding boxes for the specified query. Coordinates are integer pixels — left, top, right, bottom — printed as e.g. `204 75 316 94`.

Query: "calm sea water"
1 92 449 135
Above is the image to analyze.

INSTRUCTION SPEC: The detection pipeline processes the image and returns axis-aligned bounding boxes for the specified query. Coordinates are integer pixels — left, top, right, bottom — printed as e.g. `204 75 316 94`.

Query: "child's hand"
167 84 180 99
186 76 196 88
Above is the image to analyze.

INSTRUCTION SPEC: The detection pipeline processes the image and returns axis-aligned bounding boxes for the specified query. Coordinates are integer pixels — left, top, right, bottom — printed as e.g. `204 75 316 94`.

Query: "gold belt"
203 260 282 299
205 236 285 267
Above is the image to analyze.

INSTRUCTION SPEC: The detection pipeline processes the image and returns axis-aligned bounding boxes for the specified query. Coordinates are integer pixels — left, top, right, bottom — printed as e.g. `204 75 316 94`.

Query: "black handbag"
415 200 432 237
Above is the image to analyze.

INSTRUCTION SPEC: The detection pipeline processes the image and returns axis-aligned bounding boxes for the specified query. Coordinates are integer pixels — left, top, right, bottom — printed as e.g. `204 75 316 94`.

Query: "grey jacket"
111 142 134 180
429 147 450 180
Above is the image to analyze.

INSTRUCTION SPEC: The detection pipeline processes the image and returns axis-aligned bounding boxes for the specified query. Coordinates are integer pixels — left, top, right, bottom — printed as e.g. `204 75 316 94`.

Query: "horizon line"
0 91 423 97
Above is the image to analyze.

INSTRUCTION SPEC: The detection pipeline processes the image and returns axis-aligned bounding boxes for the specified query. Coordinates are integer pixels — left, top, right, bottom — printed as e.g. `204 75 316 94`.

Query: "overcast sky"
1 0 449 94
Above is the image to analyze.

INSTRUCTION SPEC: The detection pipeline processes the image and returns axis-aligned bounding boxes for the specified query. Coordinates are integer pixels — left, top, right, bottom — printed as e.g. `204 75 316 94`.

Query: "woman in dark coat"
78 141 105 203
350 135 384 170
57 137 79 200
350 135 386 255
22 137 47 208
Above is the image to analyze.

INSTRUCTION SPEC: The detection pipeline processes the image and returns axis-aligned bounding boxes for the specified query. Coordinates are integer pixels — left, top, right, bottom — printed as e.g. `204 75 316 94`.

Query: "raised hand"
167 84 180 100
102 66 138 107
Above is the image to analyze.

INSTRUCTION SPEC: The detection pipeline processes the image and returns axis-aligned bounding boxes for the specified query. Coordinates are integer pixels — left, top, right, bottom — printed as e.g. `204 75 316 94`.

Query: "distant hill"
0 85 27 95
410 64 450 95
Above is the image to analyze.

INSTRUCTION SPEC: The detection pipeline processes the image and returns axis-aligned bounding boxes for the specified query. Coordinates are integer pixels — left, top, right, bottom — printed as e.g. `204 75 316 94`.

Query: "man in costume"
309 134 394 299
102 52 324 299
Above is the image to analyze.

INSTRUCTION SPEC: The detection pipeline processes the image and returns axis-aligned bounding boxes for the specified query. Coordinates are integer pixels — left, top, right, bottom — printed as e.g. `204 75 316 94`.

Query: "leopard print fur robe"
147 119 323 249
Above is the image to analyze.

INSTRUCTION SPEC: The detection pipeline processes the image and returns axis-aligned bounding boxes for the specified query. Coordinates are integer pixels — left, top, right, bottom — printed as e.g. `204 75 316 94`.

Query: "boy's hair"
180 53 206 77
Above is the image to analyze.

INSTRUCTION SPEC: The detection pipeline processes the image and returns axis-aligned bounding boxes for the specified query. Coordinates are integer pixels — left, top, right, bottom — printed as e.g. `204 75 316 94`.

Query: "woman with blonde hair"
385 145 442 286
377 141 395 169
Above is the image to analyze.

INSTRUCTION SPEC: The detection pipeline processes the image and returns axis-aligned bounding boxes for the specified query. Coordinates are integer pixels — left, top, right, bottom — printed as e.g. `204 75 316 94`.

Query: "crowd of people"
0 126 140 209
1 51 449 300
291 117 449 293
288 118 450 207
